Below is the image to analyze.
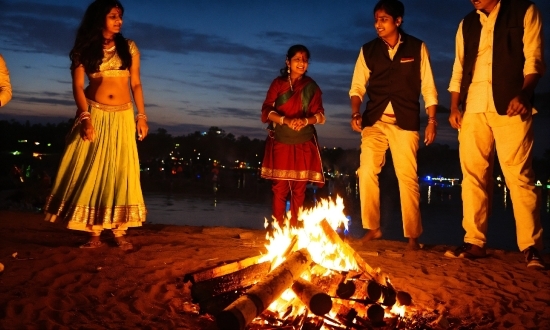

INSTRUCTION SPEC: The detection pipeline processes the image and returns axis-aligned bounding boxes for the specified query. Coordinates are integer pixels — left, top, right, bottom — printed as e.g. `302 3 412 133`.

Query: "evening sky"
0 0 548 155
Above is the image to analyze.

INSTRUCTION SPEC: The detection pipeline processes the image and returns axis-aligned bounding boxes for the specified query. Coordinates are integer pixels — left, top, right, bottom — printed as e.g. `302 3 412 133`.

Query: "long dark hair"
69 0 131 73
279 44 310 77
374 0 405 33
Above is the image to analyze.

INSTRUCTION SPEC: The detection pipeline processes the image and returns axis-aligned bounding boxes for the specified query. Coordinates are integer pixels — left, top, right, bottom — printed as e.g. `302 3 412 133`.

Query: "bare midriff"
85 77 131 105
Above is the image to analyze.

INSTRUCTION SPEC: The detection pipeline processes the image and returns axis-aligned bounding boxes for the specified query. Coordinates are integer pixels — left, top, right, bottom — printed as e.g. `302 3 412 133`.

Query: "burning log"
366 304 385 323
217 248 313 330
335 280 356 299
291 278 333 316
190 261 272 303
396 290 412 306
318 219 377 278
309 264 346 297
366 280 382 301
198 287 250 316
184 255 265 284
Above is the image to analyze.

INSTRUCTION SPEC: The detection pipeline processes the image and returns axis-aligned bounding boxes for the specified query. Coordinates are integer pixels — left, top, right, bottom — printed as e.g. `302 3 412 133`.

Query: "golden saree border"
44 195 147 232
86 98 133 112
260 167 324 183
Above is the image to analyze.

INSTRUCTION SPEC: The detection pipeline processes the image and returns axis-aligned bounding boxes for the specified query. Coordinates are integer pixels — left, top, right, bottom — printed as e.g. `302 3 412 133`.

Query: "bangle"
76 111 91 125
352 112 361 119
136 113 148 122
428 117 438 126
279 116 285 125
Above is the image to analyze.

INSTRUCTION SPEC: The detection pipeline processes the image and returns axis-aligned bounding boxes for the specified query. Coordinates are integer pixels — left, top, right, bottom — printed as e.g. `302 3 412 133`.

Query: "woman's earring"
287 66 290 74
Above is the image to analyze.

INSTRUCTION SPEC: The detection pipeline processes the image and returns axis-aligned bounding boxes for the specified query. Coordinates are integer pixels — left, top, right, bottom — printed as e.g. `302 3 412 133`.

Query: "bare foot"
361 228 382 244
115 237 134 251
407 238 420 250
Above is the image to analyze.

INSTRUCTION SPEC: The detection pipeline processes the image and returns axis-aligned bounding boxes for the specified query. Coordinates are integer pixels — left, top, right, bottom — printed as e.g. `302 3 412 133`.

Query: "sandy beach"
0 209 549 329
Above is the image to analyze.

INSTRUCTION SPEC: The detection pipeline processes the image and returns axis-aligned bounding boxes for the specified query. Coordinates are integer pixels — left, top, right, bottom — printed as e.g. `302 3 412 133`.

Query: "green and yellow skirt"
44 99 147 232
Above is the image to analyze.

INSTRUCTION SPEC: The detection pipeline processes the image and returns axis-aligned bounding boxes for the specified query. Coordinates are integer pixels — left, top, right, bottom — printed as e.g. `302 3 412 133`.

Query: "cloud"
257 31 319 45
186 106 257 120
148 121 267 140
144 103 160 108
316 86 349 106
0 113 71 125
127 22 275 63
14 96 75 106
0 1 79 54
328 112 353 120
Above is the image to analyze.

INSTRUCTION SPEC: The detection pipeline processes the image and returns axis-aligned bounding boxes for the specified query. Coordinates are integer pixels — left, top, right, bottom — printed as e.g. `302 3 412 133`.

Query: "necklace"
288 75 294 92
103 37 114 46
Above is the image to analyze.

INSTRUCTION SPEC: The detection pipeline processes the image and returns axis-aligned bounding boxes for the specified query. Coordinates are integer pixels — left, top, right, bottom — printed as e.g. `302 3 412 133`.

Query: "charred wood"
216 248 313 330
291 278 333 316
184 254 264 284
191 261 271 302
198 286 251 316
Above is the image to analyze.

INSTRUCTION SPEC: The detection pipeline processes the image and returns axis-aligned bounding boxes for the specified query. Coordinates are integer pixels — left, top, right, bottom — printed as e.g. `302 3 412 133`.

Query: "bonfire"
184 196 439 330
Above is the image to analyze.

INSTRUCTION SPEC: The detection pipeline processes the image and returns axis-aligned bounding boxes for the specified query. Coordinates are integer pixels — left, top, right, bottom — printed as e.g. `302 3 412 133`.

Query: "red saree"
260 76 325 186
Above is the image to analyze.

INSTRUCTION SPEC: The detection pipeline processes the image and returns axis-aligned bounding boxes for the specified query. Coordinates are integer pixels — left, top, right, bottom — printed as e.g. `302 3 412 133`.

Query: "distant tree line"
1 119 549 187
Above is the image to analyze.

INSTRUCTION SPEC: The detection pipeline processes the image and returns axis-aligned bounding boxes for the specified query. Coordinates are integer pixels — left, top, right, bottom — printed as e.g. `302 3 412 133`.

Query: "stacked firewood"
184 220 430 330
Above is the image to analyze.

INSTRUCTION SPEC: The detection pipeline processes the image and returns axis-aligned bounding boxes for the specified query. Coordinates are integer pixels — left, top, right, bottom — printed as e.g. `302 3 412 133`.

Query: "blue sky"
0 0 549 156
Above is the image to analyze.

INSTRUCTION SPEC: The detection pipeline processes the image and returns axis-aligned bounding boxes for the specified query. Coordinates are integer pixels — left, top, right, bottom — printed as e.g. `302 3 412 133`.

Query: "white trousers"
357 116 422 238
459 112 542 251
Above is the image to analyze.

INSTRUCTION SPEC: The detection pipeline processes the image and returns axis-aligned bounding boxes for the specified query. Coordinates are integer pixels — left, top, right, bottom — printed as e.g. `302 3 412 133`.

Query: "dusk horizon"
1 0 549 155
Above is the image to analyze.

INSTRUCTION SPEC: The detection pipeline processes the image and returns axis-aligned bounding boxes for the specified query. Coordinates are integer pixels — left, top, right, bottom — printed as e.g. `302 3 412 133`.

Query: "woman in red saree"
260 45 326 227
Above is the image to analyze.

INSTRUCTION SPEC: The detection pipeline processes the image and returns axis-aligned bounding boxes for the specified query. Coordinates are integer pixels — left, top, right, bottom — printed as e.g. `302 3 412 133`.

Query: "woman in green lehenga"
44 0 148 250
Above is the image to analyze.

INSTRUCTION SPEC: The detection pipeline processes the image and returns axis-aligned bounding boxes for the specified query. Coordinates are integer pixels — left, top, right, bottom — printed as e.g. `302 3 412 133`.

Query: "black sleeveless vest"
460 0 532 114
361 33 423 131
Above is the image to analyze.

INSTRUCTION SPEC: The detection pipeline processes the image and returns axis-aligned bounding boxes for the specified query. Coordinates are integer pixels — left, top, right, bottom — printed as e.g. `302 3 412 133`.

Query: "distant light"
12 151 21 155
34 142 40 145
47 143 51 147
18 140 27 143
175 143 180 147
425 176 431 180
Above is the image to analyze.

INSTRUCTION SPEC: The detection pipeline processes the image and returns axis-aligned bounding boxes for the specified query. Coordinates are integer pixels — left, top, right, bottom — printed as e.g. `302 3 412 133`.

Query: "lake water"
143 176 550 253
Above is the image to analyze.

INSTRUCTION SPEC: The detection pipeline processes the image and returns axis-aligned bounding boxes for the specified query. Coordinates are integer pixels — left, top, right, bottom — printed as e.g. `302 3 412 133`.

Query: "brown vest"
361 34 423 131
